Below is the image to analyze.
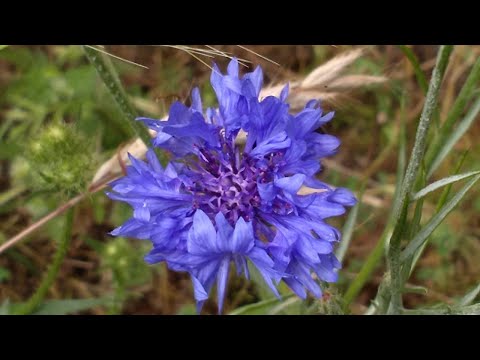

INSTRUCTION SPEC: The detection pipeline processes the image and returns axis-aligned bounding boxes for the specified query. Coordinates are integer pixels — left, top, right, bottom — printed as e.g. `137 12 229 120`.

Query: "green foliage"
97 237 153 313
0 267 11 282
3 45 480 315
30 298 111 315
24 122 96 196
398 45 429 94
401 174 480 262
411 171 480 201
229 294 295 315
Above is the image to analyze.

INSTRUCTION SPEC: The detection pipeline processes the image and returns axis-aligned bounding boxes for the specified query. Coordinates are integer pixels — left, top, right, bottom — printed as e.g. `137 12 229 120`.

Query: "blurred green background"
1 45 479 315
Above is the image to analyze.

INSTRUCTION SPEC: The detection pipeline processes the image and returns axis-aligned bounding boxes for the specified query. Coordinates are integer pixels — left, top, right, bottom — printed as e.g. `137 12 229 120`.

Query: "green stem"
384 46 453 314
16 208 75 315
398 45 429 95
390 45 453 233
343 47 453 311
435 150 469 212
336 185 364 264
82 46 167 164
386 201 409 314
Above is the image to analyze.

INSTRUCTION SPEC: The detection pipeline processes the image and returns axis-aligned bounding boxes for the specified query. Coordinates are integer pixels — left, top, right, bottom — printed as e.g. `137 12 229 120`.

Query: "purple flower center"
187 134 266 224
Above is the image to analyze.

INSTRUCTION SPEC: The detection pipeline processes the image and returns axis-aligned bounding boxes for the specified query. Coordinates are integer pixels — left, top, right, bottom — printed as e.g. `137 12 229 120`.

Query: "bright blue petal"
274 174 306 194
133 203 150 222
280 83 289 102
249 132 291 158
216 257 231 314
243 66 263 96
187 210 218 255
227 58 239 77
191 87 203 113
230 217 255 254
257 181 277 202
328 188 357 206
214 212 234 244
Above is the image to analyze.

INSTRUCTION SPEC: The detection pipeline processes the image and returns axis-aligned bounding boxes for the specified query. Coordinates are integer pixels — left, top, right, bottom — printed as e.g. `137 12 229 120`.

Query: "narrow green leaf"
229 294 295 315
411 170 480 201
401 173 480 262
426 56 480 176
32 298 111 315
82 46 164 161
401 168 426 282
386 200 409 313
403 152 471 281
436 151 469 211
427 96 480 177
385 45 453 314
267 296 301 315
390 45 453 235
457 283 480 307
335 188 363 263
402 285 428 295
398 46 429 94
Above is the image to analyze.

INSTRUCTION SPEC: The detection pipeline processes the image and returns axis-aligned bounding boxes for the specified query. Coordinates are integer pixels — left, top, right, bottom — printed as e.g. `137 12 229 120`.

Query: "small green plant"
25 123 96 197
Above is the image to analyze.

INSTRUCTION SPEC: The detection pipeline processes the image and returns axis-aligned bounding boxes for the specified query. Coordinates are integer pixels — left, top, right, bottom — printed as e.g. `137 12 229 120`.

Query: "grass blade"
457 283 480 307
403 154 469 280
385 45 453 313
389 45 453 232
398 45 429 94
32 298 111 315
400 173 480 262
427 96 480 177
411 170 480 201
426 56 480 176
82 45 152 148
335 188 363 264
229 294 295 315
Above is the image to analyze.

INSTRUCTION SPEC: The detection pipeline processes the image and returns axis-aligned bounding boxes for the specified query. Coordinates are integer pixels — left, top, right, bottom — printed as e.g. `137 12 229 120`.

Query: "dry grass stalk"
92 48 387 186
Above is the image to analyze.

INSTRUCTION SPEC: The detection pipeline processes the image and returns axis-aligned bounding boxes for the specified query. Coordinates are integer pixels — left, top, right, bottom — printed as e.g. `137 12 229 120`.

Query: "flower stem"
385 45 453 314
82 45 152 148
16 208 75 314
390 45 453 238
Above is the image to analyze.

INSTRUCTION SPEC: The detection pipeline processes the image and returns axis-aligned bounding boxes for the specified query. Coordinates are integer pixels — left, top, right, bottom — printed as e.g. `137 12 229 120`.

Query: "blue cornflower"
108 58 356 313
